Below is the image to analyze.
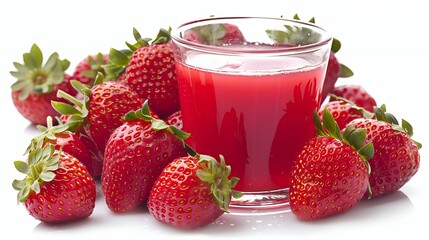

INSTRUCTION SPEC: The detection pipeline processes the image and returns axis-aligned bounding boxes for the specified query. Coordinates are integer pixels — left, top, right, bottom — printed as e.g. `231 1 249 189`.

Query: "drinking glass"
171 17 332 208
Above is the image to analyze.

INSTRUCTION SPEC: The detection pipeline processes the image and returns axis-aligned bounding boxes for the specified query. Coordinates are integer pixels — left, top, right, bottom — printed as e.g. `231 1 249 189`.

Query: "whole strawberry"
102 101 188 213
330 84 377 112
289 109 373 220
72 53 110 86
346 105 421 197
106 28 180 118
10 44 73 125
53 73 145 156
148 154 242 229
27 116 95 177
12 144 96 223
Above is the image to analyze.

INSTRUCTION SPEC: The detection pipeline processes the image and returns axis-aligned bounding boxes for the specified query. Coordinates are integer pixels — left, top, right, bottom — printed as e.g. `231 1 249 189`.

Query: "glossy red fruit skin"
289 136 369 220
148 156 223 229
11 74 73 126
331 84 377 112
165 110 182 130
123 42 179 118
60 114 103 177
347 118 420 197
319 100 364 130
102 119 187 213
86 81 144 153
24 151 96 223
46 132 95 177
321 51 341 102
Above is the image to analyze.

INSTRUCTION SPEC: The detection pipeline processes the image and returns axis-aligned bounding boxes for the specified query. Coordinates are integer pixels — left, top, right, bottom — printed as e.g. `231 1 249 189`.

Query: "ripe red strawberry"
12 144 96 223
330 84 377 112
10 44 73 125
318 100 367 130
59 114 104 177
102 101 188 213
346 106 421 197
289 109 373 220
53 73 145 156
106 28 180 118
72 53 110 86
148 154 242 229
26 116 95 177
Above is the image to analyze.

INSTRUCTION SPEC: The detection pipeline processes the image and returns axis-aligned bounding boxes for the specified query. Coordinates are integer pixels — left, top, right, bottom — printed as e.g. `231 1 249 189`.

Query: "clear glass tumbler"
171 17 332 209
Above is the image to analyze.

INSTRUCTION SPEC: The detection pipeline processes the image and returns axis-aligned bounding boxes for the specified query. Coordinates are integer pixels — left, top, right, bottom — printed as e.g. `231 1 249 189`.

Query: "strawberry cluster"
10 18 421 229
11 27 242 229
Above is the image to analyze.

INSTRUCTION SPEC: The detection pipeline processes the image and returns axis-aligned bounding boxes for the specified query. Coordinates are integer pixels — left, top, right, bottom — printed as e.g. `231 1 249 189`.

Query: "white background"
1 0 427 239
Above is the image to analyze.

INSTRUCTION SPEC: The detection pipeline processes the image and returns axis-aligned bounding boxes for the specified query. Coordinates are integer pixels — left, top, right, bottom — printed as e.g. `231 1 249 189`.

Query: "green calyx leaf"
124 100 191 145
81 53 109 82
340 64 354 78
374 104 422 149
314 108 374 161
25 116 69 155
196 155 242 212
51 75 101 133
12 144 60 203
10 43 69 100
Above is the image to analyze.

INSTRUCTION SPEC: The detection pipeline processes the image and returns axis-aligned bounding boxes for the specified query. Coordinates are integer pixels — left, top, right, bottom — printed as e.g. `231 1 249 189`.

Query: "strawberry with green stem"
12 144 96 223
346 105 421 198
148 153 242 229
10 44 73 125
289 108 373 220
105 28 180 118
26 116 95 177
72 52 110 86
52 73 145 159
102 100 188 213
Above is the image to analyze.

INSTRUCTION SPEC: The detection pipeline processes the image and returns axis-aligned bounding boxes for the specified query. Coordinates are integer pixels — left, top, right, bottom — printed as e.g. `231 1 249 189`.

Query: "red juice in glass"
172 17 332 208
176 53 326 191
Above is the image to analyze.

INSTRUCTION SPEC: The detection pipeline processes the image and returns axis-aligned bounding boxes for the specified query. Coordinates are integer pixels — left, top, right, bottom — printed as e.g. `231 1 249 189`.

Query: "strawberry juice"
176 50 327 194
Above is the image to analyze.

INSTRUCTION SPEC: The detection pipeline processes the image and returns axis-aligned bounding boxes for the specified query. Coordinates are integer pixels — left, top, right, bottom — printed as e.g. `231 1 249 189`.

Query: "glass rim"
171 16 333 55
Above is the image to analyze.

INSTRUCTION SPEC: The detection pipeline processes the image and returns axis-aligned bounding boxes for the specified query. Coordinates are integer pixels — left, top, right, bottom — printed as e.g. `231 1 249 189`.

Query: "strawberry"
330 84 377 112
10 44 73 125
318 100 367 130
346 105 421 198
289 108 373 220
26 116 95 177
12 144 96 223
102 101 188 213
105 28 180 118
148 154 242 229
72 53 110 86
59 114 104 177
53 73 145 157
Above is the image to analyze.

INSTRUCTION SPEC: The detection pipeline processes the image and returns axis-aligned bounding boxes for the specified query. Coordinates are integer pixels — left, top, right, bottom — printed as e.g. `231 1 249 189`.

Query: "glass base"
229 188 290 215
